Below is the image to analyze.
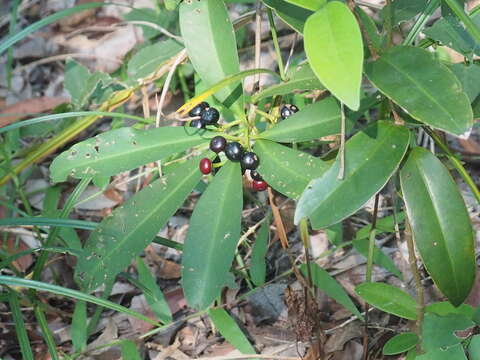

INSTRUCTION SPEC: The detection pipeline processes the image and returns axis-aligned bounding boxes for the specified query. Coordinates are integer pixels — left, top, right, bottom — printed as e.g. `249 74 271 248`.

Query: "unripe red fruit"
252 180 268 191
199 158 212 174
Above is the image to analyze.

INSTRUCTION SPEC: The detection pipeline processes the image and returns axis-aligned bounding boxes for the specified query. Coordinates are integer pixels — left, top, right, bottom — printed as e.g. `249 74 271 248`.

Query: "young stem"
337 103 346 180
405 220 425 348
403 0 440 45
267 8 286 81
425 128 480 204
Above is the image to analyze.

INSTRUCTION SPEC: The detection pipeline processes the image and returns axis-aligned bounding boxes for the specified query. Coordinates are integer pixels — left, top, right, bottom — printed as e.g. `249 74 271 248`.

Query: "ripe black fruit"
290 104 299 113
250 170 263 181
200 107 220 125
225 142 244 162
209 136 227 153
212 155 221 174
190 119 204 129
241 151 259 170
188 102 209 117
280 105 293 119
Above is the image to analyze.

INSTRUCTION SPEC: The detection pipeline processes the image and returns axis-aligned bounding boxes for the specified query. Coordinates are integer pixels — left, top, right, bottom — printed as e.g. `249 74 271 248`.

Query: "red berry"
252 180 268 191
199 158 212 174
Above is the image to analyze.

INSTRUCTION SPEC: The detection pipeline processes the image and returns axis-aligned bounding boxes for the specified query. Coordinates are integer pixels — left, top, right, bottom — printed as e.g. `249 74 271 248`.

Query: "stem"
403 0 440 45
31 177 92 281
337 103 346 180
300 218 313 289
405 220 425 349
443 0 480 44
426 128 480 204
267 8 286 81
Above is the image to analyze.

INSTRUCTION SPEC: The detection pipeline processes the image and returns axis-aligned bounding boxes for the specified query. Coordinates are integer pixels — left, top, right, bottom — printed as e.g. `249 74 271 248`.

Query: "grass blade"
0 275 159 326
8 290 34 360
34 305 59 360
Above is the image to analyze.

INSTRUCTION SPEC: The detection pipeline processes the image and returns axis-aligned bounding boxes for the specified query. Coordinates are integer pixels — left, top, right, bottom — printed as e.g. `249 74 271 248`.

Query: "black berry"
250 170 263 181
188 102 209 117
240 151 259 170
280 105 293 119
225 142 244 162
200 107 220 126
190 119 204 129
290 104 299 113
209 136 227 153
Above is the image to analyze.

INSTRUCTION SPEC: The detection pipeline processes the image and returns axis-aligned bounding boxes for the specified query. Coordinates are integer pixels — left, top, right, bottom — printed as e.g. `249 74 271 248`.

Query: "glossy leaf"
262 0 312 33
400 147 475 306
284 0 325 11
180 0 243 114
50 126 210 182
425 301 475 318
353 239 402 279
250 217 270 287
258 97 341 142
449 63 480 102
355 282 417 320
75 157 203 292
208 308 256 354
127 39 184 81
416 344 467 360
182 161 243 310
301 263 363 319
365 46 473 136
253 140 330 199
251 63 323 103
469 335 480 360
136 257 172 324
422 312 474 351
304 1 364 110
380 0 428 25
383 332 419 355
295 121 410 229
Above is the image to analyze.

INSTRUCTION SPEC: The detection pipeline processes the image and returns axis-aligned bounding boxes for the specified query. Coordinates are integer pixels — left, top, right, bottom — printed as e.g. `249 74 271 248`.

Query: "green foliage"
383 332 419 355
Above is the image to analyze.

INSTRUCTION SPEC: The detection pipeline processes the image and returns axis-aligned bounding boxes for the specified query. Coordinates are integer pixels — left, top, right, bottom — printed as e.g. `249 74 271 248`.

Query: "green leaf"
136 257 172 324
8 291 34 360
71 301 87 352
365 46 473 136
75 156 203 292
50 126 210 182
251 63 323 103
121 340 142 360
326 222 343 246
262 0 313 33
304 1 364 110
355 282 417 320
180 0 243 114
468 335 480 359
258 97 341 142
127 40 184 81
284 0 326 11
301 263 363 320
400 147 475 306
380 0 428 25
383 332 419 355
354 6 382 53
416 344 467 360
424 13 480 58
295 121 410 229
353 239 402 279
250 216 270 287
449 63 480 102
0 275 158 325
425 301 475 318
422 312 474 351
354 212 405 240
182 161 243 310
208 308 256 354
253 139 330 200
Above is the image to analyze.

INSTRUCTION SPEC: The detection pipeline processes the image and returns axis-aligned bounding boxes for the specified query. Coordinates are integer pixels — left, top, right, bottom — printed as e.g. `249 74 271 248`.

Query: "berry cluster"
188 102 220 129
198 135 268 192
280 104 299 119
